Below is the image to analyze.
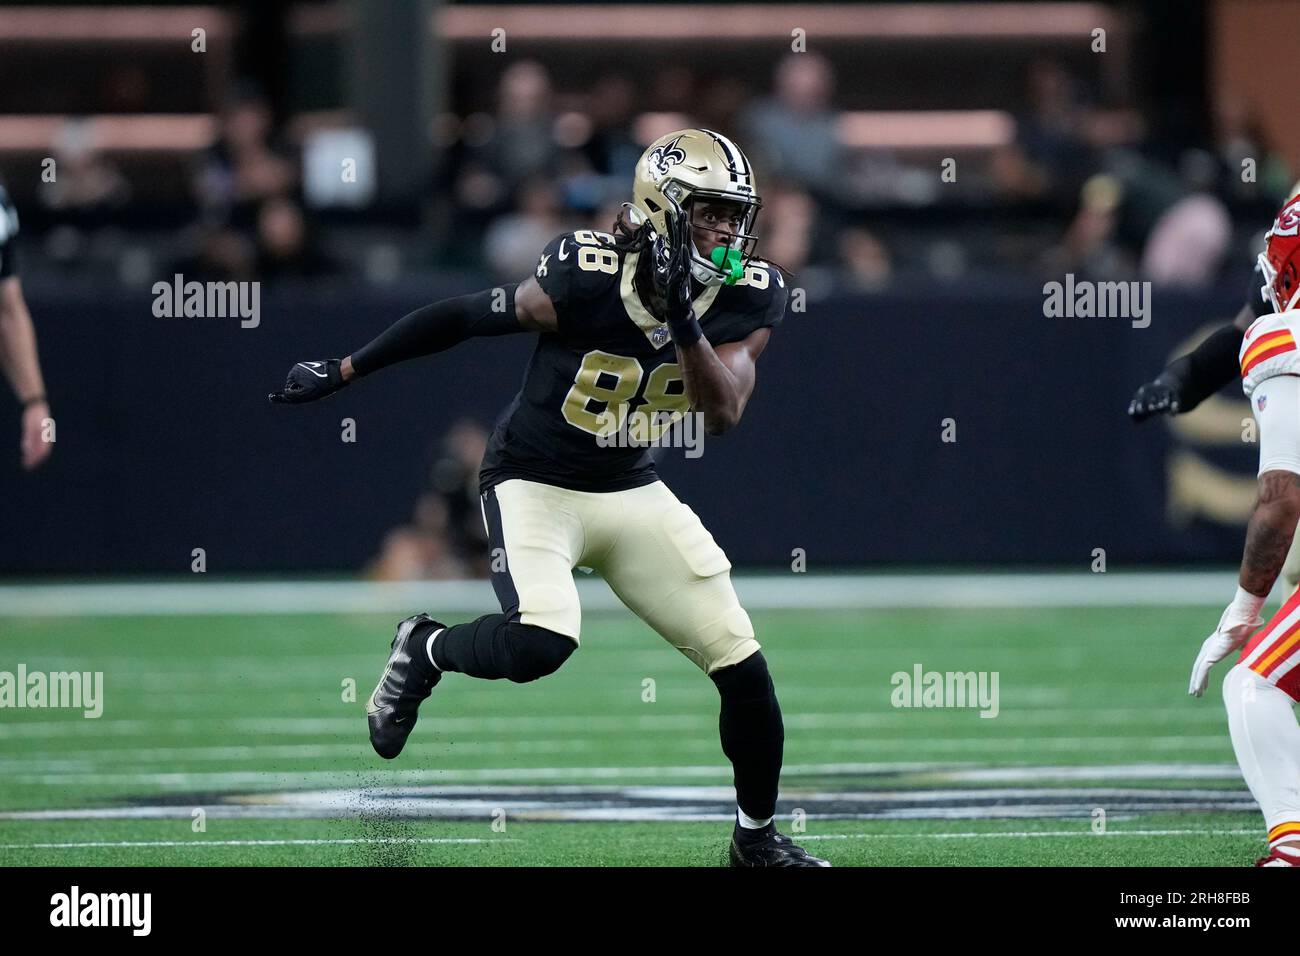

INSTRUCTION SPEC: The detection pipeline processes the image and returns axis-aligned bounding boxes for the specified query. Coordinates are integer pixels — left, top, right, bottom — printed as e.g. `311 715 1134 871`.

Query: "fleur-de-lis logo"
648 136 688 181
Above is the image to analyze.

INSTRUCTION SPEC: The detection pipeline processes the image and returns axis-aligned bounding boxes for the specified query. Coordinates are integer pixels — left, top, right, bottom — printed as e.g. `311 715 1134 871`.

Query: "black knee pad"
711 650 774 701
503 622 576 683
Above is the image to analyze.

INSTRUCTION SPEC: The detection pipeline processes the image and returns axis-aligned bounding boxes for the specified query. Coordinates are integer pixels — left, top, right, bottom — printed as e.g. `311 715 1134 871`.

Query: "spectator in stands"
430 418 491 569
742 54 844 201
584 73 641 180
253 197 339 282
839 227 893 292
994 58 1145 208
169 225 255 283
1212 96 1293 205
697 74 750 140
39 120 131 220
758 181 817 274
368 419 491 581
1044 155 1233 287
196 89 297 230
482 177 570 280
649 65 698 116
367 495 468 581
441 62 560 268
486 60 560 193
568 72 643 208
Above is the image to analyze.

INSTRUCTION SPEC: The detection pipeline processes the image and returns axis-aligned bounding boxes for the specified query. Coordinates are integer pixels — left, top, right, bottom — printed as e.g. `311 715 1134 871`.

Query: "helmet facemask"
1259 243 1300 314
661 184 761 287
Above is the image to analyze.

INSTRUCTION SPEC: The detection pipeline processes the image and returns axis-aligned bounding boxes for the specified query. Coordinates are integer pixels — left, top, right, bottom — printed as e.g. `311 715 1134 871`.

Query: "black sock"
431 614 575 683
407 618 441 679
711 651 784 823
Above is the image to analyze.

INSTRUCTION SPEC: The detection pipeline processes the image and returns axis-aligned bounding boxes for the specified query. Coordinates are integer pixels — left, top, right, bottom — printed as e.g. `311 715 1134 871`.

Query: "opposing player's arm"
1239 469 1300 597
675 327 771 435
1190 374 1300 695
1239 375 1300 596
1189 467 1300 697
1127 302 1254 422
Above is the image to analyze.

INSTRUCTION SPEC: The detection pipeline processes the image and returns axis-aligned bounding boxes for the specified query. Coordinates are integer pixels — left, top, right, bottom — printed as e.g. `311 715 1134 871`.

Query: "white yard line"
0 571 1272 617
2 760 1245 788
0 707 1228 741
797 829 1261 841
0 829 1262 851
0 837 517 850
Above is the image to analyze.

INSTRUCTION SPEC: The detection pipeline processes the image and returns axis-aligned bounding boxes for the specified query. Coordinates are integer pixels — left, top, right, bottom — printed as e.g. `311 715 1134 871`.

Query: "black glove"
1127 371 1185 422
650 209 702 345
268 359 348 404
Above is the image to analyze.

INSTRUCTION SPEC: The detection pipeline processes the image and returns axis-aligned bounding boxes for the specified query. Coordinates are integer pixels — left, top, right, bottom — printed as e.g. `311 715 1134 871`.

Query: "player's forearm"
347 285 521 378
1239 473 1300 597
0 288 46 404
676 339 742 434
1164 322 1245 411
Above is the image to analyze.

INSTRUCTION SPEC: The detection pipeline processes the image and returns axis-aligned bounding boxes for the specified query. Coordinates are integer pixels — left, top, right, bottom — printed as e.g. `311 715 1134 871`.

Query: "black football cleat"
729 822 832 867
366 613 444 759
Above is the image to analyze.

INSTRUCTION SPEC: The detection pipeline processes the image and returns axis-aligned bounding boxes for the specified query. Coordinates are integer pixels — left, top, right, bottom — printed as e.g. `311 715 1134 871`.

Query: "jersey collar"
620 250 721 349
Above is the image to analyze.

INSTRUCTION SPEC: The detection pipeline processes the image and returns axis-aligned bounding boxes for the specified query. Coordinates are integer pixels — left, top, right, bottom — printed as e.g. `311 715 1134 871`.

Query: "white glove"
1189 587 1266 697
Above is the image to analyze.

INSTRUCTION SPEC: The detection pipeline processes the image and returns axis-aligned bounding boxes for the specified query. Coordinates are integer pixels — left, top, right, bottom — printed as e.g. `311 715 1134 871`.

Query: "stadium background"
1 0 1292 574
2 0 1299 870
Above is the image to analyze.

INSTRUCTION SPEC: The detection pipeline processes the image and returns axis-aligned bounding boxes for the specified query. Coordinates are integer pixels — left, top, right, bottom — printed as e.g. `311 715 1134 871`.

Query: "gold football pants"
481 478 760 674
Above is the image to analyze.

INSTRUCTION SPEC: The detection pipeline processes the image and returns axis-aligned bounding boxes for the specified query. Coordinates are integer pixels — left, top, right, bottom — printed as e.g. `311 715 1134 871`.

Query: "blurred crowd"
430 53 1292 291
10 51 1294 292
366 418 491 581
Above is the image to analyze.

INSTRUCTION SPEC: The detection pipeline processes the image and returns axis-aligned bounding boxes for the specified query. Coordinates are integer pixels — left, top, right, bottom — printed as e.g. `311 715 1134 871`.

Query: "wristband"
22 394 46 409
1229 586 1266 624
668 312 703 348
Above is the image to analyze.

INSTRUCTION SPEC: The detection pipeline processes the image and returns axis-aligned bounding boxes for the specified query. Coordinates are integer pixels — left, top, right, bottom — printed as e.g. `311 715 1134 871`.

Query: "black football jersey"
479 229 787 493
0 183 18 280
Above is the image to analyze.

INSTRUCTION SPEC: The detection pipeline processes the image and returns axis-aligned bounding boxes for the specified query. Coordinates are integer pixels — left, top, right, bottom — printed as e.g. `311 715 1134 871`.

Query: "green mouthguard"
710 246 745 285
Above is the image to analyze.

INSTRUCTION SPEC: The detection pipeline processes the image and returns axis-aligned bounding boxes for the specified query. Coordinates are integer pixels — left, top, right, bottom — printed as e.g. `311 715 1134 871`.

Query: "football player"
271 129 829 866
1129 180 1300 588
1189 193 1300 866
0 182 52 471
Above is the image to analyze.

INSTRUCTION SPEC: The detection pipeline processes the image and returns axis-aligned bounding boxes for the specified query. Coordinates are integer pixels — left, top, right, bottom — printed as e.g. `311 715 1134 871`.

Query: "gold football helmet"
629 128 762 286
